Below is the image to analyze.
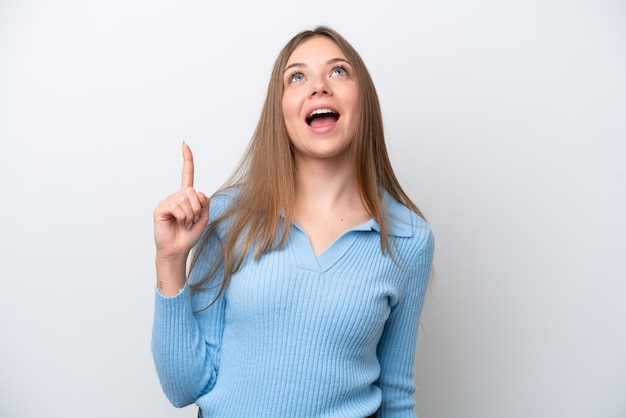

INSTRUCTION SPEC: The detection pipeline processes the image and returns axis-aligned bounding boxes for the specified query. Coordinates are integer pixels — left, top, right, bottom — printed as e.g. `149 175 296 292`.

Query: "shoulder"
205 186 244 240
383 191 432 245
208 186 242 219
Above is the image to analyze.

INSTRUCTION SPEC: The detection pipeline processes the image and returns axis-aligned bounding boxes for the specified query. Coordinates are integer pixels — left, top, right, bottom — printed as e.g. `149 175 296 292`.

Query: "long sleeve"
376 228 434 417
151 282 225 407
151 193 232 407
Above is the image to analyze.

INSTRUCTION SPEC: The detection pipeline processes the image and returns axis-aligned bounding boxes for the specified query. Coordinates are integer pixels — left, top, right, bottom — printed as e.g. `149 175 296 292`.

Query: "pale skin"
153 142 210 296
284 37 370 255
154 37 370 294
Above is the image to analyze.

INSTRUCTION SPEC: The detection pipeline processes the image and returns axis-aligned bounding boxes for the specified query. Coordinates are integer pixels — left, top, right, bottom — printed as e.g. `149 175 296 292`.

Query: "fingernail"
186 222 193 230
193 215 199 223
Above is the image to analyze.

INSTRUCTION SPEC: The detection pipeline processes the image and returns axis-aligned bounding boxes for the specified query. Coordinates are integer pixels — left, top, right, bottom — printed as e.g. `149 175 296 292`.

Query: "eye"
331 64 350 77
286 71 305 83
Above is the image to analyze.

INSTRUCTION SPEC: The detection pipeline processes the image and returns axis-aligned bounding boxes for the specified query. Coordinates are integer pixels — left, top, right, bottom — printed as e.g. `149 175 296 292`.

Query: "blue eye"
331 65 349 77
332 68 346 77
288 72 305 83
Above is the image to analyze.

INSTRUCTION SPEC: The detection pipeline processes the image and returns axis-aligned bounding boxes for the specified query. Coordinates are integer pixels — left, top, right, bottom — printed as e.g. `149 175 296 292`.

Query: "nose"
310 76 331 97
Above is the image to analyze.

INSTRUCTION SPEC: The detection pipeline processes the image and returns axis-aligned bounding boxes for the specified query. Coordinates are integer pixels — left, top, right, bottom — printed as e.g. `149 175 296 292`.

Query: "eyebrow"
284 57 351 73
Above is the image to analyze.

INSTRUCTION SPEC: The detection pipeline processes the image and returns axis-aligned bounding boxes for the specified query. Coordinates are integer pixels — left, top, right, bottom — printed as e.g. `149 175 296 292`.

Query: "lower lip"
307 118 338 135
309 125 335 135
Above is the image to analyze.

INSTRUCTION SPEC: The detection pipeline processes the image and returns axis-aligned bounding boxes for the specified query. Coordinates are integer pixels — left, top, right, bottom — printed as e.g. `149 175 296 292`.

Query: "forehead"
286 36 347 65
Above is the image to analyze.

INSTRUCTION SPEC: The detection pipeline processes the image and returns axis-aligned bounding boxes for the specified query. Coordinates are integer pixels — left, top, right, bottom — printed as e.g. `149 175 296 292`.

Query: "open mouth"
306 108 340 128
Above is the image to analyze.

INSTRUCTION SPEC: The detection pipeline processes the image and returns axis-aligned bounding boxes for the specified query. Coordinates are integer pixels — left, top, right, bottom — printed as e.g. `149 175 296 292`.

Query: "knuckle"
184 187 197 198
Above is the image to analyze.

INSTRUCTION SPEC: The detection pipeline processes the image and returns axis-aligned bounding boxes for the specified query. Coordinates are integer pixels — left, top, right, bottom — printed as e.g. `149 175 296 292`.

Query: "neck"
291 154 371 256
294 154 360 211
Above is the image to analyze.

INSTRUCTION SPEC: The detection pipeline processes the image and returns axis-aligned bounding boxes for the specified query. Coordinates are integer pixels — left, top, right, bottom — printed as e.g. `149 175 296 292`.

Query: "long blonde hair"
189 26 425 302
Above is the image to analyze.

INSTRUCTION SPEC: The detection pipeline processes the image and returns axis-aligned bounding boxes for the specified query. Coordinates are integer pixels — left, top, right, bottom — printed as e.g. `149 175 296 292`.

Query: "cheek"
281 95 299 139
345 91 360 132
348 88 360 113
281 94 298 121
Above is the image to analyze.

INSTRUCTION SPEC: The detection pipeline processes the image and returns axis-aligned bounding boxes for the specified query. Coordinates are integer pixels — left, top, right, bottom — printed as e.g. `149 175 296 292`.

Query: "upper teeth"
310 108 334 117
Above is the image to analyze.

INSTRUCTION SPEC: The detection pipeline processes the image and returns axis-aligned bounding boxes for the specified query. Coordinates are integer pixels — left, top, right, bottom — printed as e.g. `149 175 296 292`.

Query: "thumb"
197 192 211 223
198 192 210 209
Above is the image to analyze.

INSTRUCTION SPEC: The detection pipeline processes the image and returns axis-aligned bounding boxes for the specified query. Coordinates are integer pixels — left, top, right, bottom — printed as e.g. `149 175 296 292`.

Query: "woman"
152 26 434 417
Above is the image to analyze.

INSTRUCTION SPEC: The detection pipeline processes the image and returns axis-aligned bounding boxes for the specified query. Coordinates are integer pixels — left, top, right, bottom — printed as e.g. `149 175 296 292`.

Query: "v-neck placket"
291 219 378 273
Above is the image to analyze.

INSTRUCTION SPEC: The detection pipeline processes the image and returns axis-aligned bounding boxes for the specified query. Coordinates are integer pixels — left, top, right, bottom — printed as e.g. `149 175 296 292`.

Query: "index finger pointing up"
181 141 194 189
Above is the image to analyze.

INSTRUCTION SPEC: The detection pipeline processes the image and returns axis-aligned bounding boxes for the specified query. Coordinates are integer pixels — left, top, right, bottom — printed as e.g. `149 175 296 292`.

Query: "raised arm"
153 142 210 295
151 143 222 407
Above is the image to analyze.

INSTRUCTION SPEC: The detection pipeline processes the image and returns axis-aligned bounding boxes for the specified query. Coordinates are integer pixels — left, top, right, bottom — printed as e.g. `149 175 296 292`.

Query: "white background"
1 1 624 417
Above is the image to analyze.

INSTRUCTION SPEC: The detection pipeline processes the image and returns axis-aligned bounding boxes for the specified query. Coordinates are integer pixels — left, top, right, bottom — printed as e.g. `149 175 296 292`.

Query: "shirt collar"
278 189 416 238
368 190 415 238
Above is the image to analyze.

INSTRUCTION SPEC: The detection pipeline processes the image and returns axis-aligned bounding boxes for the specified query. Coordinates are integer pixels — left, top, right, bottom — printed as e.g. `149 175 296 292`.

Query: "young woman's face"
282 36 359 164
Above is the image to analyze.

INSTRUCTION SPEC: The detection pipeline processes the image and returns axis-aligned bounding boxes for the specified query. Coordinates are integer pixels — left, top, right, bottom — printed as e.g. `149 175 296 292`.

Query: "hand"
153 142 210 262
